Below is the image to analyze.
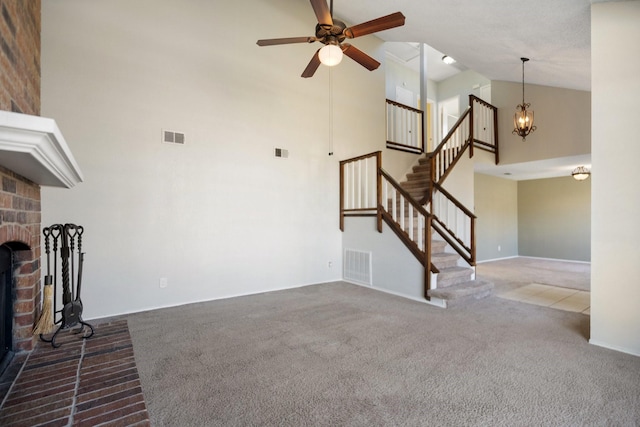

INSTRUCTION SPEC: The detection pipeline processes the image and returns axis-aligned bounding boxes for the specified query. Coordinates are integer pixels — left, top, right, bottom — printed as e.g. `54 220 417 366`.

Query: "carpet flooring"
127 278 639 426
476 257 591 293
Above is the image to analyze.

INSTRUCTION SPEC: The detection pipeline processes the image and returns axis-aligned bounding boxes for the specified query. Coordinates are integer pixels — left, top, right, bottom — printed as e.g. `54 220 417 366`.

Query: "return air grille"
343 249 372 286
163 130 185 144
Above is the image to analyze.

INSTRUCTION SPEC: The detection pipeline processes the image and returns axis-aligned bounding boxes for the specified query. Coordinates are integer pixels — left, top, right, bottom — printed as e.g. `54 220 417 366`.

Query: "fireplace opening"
0 245 13 373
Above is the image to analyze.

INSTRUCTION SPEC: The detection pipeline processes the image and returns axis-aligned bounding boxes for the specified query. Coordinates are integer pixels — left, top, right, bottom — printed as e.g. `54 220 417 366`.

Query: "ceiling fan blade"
257 36 316 46
310 0 333 26
344 12 405 39
341 44 380 71
302 49 322 78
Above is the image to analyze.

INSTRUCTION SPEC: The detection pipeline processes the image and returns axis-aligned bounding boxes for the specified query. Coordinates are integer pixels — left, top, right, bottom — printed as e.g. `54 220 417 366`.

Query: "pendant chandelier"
513 57 536 141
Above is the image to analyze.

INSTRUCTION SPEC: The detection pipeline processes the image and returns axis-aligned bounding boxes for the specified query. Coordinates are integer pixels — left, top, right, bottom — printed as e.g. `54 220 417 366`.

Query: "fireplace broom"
34 228 55 335
33 280 55 335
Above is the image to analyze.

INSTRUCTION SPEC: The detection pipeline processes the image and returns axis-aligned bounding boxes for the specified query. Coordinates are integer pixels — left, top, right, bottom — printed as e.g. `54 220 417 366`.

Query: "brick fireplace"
0 110 83 358
0 165 41 352
1 0 42 355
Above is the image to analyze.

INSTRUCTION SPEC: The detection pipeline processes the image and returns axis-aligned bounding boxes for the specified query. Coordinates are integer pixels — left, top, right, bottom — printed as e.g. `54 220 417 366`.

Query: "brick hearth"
0 320 150 426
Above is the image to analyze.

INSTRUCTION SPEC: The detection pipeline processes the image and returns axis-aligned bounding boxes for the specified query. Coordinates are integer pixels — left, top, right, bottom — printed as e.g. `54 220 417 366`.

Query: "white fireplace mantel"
0 110 83 188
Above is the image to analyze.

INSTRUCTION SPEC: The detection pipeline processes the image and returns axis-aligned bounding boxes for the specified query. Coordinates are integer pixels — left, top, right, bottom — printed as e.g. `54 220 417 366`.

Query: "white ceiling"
384 42 465 82
329 0 608 180
333 0 620 92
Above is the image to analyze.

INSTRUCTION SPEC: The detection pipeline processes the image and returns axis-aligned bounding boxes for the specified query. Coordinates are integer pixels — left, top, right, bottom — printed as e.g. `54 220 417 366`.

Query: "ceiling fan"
257 0 405 78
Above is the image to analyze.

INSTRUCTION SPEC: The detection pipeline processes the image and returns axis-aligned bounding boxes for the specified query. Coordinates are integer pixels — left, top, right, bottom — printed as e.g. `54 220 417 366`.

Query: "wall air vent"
274 148 289 158
163 130 185 144
343 249 372 286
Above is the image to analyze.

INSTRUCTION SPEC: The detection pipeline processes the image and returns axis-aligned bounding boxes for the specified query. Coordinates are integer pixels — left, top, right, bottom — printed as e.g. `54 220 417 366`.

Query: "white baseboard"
589 339 640 357
344 280 446 308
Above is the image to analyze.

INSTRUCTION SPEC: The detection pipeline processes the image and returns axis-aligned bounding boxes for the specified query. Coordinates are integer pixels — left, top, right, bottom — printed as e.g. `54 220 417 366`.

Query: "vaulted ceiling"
332 0 618 92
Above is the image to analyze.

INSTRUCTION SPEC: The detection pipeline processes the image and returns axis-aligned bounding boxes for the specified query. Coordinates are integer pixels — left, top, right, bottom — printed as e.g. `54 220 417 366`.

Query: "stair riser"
400 181 429 189
437 272 474 288
407 172 430 180
432 258 458 269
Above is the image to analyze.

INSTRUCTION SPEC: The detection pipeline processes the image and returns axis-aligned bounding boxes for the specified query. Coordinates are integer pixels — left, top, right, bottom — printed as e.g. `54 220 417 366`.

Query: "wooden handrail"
340 151 381 231
378 169 437 282
386 99 424 154
430 182 476 266
469 94 494 110
426 108 471 160
339 150 380 166
432 182 477 219
386 98 423 115
379 169 430 219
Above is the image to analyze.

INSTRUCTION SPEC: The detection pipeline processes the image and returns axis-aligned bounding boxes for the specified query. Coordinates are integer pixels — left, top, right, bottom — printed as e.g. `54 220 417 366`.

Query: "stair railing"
428 108 472 188
417 95 497 265
340 94 498 294
340 151 435 297
421 107 474 264
428 183 476 265
386 99 424 154
469 94 499 162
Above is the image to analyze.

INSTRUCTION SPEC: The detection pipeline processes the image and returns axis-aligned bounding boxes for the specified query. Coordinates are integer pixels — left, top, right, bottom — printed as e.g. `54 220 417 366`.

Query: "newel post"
424 214 432 300
468 95 474 159
376 151 383 233
339 160 344 232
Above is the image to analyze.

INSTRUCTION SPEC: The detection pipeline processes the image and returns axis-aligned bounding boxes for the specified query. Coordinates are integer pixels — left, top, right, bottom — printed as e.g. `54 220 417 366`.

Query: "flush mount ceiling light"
513 57 536 141
442 55 456 65
572 166 591 181
318 41 343 66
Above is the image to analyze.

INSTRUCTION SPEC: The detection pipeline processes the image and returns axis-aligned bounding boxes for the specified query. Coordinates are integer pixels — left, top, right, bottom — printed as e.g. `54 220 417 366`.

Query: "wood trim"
386 98 423 114
432 182 477 219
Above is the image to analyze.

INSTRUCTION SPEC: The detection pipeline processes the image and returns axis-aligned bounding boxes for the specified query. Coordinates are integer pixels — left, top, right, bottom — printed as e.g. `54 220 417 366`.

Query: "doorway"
439 96 460 140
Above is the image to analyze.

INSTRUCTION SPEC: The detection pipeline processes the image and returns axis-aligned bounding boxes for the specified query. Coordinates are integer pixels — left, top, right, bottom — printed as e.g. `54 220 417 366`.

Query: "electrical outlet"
159 277 168 288
328 261 332 268
498 245 501 252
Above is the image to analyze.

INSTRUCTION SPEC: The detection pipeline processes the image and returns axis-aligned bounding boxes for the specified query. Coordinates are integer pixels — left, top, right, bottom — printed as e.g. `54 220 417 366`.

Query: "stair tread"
431 252 458 260
437 266 472 275
427 279 494 300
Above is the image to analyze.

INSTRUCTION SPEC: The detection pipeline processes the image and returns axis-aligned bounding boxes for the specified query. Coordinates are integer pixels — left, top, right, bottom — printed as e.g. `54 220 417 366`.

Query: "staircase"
398 155 493 307
340 94 499 308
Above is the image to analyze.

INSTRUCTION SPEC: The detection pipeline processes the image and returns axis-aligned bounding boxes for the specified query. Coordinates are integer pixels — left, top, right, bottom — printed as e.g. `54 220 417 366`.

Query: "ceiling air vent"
163 130 185 144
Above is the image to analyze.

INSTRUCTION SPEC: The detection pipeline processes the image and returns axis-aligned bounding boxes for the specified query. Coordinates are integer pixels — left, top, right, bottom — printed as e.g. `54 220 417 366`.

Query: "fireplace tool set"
37 223 94 348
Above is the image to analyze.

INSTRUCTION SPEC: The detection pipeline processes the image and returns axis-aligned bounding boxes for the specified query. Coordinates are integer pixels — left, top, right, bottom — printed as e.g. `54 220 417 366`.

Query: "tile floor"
498 283 591 315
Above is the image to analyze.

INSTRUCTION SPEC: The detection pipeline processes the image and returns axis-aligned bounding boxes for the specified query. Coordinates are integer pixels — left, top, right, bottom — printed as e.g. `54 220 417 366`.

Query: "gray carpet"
127 281 639 426
477 257 591 294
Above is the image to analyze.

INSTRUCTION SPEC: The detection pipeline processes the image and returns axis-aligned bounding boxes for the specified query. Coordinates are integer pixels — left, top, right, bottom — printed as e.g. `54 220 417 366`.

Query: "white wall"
590 1 640 356
342 217 426 301
40 0 387 319
437 70 491 116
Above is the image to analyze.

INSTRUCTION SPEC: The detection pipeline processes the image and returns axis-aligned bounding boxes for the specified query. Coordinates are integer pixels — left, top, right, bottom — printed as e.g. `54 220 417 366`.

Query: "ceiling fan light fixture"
319 43 343 67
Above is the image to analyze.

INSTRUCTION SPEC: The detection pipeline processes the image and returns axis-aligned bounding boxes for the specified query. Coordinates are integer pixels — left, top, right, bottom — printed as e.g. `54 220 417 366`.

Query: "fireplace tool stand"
39 223 94 348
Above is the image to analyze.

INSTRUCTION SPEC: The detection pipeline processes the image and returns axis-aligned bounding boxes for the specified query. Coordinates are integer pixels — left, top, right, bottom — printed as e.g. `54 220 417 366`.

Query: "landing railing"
386 99 423 154
469 95 499 163
340 151 381 231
